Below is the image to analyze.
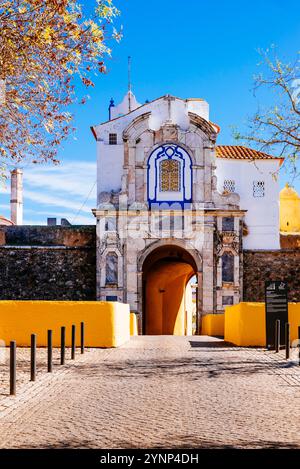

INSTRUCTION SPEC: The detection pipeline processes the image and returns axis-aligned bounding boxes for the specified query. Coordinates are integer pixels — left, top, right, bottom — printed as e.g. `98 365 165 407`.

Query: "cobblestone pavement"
0 346 87 398
0 335 300 449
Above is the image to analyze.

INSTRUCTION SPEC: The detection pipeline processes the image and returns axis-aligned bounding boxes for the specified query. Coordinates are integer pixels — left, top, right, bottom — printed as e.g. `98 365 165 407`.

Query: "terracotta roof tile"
0 215 13 226
216 145 282 160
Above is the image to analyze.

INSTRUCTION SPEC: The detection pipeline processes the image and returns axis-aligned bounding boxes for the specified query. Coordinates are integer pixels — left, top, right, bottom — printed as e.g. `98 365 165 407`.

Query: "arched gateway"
137 241 202 335
90 92 275 335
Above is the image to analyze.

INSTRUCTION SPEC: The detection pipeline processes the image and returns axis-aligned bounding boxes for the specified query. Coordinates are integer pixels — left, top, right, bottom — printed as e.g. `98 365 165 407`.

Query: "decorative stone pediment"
188 112 217 142
216 230 239 257
123 112 151 142
161 123 179 141
98 191 120 208
212 190 240 209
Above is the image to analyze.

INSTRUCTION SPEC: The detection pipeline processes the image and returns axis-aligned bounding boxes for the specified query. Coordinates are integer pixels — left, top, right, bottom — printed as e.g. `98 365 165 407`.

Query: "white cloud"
24 208 95 225
24 189 94 214
1 160 98 225
23 162 96 199
22 219 47 226
23 214 95 225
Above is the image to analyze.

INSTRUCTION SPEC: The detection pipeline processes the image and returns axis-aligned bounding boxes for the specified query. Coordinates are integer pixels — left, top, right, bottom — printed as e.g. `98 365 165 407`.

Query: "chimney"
10 169 23 225
47 218 57 226
108 98 115 120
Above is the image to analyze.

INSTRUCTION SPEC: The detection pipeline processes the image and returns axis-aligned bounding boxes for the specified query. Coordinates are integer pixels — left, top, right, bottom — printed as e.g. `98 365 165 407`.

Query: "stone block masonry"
243 250 300 302
0 226 96 301
0 225 96 247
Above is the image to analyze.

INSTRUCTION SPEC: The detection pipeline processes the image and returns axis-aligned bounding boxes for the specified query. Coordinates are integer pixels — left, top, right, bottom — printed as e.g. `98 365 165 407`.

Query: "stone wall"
0 226 96 301
280 233 300 249
243 250 300 302
0 225 95 247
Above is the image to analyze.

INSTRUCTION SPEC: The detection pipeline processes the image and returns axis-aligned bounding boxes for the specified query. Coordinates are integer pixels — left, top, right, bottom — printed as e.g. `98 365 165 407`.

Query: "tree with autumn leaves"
0 0 120 173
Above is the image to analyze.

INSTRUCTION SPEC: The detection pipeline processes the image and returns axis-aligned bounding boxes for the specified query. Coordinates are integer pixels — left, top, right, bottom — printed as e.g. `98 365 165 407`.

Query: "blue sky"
1 0 300 225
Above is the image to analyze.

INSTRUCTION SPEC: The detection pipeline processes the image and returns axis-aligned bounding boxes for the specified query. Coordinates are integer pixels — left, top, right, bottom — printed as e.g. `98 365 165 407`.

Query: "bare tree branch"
234 48 300 177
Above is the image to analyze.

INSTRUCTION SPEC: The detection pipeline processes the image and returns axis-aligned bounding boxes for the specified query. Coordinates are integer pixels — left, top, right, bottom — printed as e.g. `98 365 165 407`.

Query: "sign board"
265 280 288 348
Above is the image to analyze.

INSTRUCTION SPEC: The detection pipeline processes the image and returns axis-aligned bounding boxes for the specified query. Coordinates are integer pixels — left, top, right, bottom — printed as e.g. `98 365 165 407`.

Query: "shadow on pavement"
10 436 300 449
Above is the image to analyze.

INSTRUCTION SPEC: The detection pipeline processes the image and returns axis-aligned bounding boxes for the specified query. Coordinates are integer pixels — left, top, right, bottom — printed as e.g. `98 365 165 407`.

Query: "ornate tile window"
159 159 181 192
147 144 192 208
109 133 117 145
253 181 265 197
223 179 235 193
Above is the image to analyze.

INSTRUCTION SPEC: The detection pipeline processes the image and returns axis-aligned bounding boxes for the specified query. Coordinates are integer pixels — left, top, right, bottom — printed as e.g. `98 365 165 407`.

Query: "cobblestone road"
0 336 300 449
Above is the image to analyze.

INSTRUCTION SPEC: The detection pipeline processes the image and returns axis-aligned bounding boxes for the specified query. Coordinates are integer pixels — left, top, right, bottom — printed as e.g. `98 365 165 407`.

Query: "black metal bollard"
71 325 76 360
30 334 37 381
47 330 53 373
80 322 85 355
10 341 16 396
275 319 280 353
61 326 66 365
285 323 290 360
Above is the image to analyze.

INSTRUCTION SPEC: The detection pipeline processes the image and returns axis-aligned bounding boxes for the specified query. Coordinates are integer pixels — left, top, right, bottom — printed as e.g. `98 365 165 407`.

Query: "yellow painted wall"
145 261 194 335
0 301 130 348
201 314 224 337
225 303 266 346
286 303 300 342
130 312 138 336
280 184 300 232
225 302 300 346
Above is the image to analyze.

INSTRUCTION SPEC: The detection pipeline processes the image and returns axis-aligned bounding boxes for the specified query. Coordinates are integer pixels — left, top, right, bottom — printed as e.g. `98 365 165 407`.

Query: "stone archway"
138 241 202 335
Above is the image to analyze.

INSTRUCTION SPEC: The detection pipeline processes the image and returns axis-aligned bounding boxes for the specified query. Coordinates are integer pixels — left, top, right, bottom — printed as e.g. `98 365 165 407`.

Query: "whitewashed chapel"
91 92 282 334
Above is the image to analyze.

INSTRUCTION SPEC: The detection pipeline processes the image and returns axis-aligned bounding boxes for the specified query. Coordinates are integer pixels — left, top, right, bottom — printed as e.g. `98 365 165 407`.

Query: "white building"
91 92 282 334
216 148 282 250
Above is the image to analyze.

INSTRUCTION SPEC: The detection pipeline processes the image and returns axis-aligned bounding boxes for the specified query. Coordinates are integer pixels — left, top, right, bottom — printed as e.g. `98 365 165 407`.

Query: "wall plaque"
265 280 288 348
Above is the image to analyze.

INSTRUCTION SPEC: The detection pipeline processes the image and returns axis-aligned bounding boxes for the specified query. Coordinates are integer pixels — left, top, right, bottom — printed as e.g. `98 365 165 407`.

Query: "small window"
223 179 235 193
253 181 265 197
105 253 118 285
105 217 116 232
109 133 117 145
222 252 234 283
222 296 234 306
106 296 118 302
222 217 234 232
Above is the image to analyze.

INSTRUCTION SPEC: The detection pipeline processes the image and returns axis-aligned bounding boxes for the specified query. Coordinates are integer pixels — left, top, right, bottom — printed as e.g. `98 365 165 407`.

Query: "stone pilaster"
202 218 215 315
203 146 214 204
128 143 136 204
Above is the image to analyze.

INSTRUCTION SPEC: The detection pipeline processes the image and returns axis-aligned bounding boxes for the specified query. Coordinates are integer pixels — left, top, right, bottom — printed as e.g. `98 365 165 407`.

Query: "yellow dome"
280 184 300 232
280 183 300 200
